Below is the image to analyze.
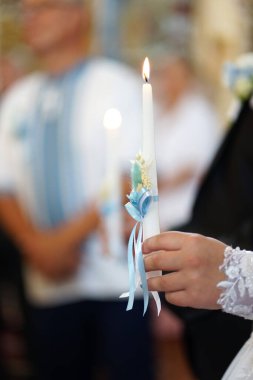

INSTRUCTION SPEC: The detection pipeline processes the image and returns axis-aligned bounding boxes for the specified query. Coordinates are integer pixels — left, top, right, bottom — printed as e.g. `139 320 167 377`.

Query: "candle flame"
103 108 122 129
142 57 150 83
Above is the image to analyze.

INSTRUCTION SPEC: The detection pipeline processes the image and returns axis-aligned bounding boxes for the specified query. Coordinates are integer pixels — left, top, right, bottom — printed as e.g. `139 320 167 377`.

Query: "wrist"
16 229 40 258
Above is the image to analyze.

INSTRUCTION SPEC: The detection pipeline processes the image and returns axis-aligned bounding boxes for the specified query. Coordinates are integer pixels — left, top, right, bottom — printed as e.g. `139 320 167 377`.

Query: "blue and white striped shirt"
0 58 142 305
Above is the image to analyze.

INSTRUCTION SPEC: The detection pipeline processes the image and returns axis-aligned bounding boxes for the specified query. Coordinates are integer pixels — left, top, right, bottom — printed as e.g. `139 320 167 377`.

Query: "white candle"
103 108 125 259
142 57 160 239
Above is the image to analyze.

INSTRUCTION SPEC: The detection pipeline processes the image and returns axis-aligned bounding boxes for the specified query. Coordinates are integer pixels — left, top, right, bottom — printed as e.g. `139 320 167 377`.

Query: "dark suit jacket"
184 96 253 248
168 97 253 380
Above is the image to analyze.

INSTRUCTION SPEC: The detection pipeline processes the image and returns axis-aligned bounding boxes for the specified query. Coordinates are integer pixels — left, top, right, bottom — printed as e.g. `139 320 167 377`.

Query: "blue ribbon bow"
124 188 158 315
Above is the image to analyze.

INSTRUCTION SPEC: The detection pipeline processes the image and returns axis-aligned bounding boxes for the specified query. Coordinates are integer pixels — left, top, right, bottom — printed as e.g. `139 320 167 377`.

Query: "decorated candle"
142 57 160 239
103 108 125 259
120 60 161 314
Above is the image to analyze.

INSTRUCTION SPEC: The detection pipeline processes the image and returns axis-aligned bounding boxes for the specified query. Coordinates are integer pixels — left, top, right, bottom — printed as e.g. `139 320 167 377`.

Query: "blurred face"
164 60 190 96
21 0 84 55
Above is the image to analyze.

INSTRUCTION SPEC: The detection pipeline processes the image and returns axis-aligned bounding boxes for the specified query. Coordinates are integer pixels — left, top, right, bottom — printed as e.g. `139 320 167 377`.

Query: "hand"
22 230 81 281
143 231 227 310
21 204 100 281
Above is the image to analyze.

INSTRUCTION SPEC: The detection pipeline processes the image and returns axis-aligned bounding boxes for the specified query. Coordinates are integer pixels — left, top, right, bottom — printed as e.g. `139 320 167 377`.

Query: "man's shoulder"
1 72 44 110
86 57 140 84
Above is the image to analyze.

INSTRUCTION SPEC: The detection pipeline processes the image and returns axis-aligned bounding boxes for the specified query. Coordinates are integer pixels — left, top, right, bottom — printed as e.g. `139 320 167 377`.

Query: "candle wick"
144 75 149 83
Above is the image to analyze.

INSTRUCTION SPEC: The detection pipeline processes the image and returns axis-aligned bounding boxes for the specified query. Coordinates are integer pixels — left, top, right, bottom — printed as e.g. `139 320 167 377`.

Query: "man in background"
0 1 155 379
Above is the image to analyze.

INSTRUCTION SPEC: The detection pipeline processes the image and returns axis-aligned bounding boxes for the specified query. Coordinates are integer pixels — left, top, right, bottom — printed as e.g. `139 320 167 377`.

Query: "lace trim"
217 246 253 320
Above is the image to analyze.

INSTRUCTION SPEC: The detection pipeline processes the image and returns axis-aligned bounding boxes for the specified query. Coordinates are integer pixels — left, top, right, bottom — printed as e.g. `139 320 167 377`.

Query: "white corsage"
223 53 253 101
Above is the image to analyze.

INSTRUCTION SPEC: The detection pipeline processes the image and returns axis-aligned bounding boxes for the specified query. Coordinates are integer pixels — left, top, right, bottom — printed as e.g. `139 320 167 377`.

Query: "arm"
0 195 100 281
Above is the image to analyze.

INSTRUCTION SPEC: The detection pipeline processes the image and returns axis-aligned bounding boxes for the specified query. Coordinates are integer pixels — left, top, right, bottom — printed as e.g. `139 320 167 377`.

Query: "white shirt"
155 91 221 230
0 58 142 306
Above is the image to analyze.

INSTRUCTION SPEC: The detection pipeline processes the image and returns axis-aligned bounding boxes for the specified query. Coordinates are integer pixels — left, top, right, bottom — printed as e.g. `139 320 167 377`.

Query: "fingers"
144 250 182 272
147 272 185 293
165 291 189 307
142 231 189 254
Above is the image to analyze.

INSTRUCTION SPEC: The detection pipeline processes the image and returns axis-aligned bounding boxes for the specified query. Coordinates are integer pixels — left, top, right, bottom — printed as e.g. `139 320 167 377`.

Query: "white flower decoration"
223 52 253 101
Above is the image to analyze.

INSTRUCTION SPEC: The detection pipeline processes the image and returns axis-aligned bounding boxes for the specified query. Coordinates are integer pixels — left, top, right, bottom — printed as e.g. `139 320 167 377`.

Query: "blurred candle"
142 57 160 239
103 108 124 258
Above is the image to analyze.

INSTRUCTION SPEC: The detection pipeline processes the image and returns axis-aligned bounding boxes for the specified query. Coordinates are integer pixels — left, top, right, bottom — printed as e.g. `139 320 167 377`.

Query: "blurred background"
1 0 253 120
0 1 253 380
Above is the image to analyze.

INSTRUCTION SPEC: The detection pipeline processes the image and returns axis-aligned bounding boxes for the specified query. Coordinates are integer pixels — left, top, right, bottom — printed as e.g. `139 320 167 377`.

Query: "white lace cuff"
217 246 253 320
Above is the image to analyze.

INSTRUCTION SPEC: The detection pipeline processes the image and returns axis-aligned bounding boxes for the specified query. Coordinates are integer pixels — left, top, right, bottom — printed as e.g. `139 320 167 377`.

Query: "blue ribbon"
124 188 158 315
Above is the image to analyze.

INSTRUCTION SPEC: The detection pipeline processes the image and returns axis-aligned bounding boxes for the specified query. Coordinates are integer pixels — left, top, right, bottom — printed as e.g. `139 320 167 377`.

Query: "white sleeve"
110 66 142 166
0 96 16 194
180 100 221 175
218 246 253 320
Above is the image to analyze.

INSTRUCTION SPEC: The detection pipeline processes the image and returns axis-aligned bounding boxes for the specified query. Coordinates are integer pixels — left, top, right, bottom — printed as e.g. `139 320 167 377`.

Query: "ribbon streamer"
120 188 161 315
